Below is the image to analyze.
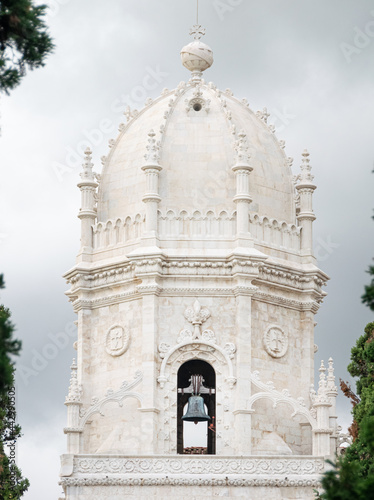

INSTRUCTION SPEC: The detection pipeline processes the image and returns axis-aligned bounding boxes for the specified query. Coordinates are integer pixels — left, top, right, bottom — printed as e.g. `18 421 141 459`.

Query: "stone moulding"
60 455 325 488
65 259 327 291
60 477 322 488
157 340 236 389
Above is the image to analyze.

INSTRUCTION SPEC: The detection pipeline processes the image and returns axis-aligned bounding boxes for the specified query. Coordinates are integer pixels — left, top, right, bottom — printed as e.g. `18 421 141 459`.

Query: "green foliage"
0 275 29 498
316 323 374 498
343 322 374 479
0 0 54 94
0 381 30 498
362 265 374 312
0 275 21 394
317 418 374 499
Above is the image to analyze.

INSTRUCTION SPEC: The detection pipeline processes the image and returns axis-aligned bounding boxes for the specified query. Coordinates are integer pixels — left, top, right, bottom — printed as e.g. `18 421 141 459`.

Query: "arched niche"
177 360 216 455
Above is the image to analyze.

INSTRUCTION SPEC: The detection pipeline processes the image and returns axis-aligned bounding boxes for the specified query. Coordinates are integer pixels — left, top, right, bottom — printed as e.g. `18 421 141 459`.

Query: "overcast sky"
1 1 373 498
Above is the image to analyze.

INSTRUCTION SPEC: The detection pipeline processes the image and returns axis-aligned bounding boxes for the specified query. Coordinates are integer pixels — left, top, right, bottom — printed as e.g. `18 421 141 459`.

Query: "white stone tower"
60 26 338 499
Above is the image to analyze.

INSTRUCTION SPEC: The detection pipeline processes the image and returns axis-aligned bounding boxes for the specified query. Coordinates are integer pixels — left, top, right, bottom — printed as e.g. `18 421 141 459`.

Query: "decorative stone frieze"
66 455 325 476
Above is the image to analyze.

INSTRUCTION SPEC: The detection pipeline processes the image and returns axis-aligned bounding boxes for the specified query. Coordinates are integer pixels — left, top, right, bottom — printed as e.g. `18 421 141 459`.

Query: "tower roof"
98 76 296 225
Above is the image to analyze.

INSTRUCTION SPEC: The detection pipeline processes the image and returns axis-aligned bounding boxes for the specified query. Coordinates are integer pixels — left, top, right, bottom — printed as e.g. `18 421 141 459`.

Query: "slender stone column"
142 130 162 237
326 358 339 455
312 361 333 456
296 150 316 261
64 359 82 454
232 131 253 245
77 148 98 260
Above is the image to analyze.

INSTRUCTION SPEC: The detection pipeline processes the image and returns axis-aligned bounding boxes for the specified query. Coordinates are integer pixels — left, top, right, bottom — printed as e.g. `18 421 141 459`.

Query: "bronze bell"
182 395 211 425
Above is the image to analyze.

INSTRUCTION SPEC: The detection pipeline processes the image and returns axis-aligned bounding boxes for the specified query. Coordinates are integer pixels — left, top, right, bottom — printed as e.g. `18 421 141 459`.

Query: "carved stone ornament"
263 325 288 358
60 456 325 487
184 299 210 339
105 325 130 357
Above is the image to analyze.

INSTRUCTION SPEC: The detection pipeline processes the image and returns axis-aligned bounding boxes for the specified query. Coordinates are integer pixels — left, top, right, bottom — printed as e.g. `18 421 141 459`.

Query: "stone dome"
98 81 296 226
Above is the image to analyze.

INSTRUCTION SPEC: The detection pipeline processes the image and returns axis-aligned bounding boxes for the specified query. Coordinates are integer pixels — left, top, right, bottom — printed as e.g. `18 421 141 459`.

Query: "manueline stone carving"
105 325 130 357
263 325 288 358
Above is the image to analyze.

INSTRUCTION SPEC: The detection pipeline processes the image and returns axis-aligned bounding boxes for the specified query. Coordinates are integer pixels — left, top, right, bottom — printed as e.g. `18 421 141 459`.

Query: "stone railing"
158 209 236 238
249 214 301 252
92 215 145 249
91 211 301 252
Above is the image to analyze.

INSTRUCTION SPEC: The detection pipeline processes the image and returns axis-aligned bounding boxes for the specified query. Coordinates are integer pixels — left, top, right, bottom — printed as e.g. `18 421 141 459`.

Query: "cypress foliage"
316 323 374 499
0 275 29 498
0 0 53 94
362 266 374 312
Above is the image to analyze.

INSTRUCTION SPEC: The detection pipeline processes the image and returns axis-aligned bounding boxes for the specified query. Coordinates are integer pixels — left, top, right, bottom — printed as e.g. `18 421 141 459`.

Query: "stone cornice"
64 257 327 309
70 291 140 312
253 291 321 313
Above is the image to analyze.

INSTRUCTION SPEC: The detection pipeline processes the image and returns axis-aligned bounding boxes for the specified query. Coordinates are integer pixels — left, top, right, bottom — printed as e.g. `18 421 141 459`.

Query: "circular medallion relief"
263 326 288 358
105 325 130 357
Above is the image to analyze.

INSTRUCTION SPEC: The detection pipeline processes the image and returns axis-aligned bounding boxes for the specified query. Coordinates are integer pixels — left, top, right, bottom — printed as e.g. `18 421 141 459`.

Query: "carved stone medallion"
105 325 129 357
263 326 288 358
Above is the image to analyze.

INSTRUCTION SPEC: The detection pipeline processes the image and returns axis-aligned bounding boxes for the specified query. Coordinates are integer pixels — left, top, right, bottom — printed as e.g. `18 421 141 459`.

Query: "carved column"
232 131 253 245
135 258 162 454
326 358 338 455
142 130 162 238
64 359 82 454
296 150 316 262
312 361 332 456
77 148 98 260
231 259 259 454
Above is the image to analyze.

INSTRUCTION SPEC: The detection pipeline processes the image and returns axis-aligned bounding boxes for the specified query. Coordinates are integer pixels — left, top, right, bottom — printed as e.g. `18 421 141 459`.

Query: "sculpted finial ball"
181 40 214 73
181 25 213 74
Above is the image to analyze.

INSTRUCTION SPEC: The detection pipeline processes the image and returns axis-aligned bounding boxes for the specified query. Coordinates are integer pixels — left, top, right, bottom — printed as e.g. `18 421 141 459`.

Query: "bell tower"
60 25 338 500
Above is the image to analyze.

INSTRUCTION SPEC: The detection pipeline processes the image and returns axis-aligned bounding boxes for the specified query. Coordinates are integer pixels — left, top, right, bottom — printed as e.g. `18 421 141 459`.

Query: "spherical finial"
181 40 214 73
181 25 213 78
